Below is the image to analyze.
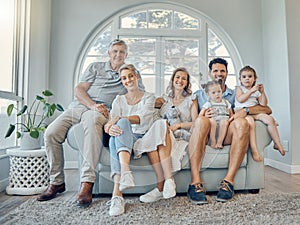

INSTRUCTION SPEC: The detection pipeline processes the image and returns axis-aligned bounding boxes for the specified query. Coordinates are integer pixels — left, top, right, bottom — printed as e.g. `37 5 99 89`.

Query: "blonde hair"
118 64 139 76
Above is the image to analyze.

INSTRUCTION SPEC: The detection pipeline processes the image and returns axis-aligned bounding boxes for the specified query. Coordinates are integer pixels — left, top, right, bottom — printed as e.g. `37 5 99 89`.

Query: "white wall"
26 0 50 103
285 0 300 169
24 0 298 172
261 0 291 172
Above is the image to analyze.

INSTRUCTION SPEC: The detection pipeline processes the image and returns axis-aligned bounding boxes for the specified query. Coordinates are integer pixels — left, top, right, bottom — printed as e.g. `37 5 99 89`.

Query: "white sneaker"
119 171 135 192
139 188 163 203
163 178 176 199
107 196 125 216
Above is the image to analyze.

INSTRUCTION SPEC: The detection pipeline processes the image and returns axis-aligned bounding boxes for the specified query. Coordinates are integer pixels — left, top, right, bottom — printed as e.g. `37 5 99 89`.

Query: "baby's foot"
210 140 216 148
216 142 224 149
251 151 263 162
273 144 286 156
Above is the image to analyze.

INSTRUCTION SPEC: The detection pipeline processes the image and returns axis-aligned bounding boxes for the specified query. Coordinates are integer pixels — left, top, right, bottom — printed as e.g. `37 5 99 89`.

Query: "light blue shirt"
194 85 235 112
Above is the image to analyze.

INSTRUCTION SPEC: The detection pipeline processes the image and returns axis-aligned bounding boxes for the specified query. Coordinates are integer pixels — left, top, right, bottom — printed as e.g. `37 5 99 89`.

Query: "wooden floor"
1 166 299 219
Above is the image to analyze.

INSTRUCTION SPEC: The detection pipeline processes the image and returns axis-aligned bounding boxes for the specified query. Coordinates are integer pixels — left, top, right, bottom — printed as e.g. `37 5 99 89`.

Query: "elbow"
74 85 80 99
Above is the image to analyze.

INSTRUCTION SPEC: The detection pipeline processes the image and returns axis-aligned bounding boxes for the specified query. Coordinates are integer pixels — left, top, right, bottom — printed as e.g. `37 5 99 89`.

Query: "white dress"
234 85 261 111
160 94 196 172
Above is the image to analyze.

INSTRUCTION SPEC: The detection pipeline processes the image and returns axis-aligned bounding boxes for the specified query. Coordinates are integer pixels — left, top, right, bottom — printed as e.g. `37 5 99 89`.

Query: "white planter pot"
20 132 42 150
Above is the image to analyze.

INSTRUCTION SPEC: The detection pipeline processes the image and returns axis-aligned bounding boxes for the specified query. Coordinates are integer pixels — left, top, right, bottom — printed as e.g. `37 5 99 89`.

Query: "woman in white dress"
139 67 198 203
104 64 175 216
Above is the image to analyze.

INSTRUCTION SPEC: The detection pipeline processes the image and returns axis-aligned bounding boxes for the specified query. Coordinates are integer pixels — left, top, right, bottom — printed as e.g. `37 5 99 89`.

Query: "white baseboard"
65 161 78 169
0 178 9 192
265 158 300 174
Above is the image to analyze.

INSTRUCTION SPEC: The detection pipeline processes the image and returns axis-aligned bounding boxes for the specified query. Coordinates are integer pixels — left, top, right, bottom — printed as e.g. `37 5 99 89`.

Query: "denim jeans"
109 118 143 178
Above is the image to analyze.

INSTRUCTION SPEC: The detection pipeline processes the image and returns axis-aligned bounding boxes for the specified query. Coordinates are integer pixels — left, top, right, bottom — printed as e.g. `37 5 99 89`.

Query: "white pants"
44 108 108 185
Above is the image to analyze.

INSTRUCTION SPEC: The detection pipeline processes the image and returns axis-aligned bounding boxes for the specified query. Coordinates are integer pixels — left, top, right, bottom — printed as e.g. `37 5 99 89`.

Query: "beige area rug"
1 192 300 225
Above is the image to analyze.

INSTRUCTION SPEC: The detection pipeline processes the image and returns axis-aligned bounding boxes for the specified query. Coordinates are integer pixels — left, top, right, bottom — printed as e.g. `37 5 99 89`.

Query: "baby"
200 80 233 149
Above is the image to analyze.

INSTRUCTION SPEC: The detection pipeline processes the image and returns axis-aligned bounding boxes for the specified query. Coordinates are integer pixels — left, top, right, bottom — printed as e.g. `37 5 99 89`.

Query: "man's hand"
90 103 109 118
155 97 165 109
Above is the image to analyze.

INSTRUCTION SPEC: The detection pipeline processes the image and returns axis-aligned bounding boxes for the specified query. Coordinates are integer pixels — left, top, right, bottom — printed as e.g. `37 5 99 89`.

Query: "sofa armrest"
245 120 272 189
67 124 84 151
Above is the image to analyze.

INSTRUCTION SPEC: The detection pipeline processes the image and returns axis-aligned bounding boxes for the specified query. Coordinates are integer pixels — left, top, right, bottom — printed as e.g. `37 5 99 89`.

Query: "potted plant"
5 90 64 150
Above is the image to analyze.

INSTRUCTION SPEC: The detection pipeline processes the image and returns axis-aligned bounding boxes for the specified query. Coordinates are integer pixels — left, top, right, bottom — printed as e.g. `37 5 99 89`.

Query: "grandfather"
37 39 144 207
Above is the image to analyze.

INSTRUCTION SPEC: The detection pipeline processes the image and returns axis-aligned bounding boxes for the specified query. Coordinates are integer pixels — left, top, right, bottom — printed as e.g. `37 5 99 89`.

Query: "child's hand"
250 85 259 93
257 83 264 93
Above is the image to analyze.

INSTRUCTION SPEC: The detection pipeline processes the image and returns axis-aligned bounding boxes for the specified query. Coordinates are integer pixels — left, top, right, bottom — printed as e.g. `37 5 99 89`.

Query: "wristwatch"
243 107 250 115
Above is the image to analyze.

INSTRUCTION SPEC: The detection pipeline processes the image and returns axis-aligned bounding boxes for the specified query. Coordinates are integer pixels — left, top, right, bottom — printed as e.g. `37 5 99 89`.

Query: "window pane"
164 39 199 76
87 26 112 55
165 39 199 57
127 57 155 74
140 75 156 93
0 98 17 149
0 0 15 92
174 11 199 30
148 10 172 29
208 29 229 57
121 38 156 74
121 11 147 28
123 38 156 56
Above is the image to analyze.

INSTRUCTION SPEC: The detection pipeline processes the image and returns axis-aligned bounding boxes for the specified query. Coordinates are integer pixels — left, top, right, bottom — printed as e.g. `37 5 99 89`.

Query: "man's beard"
216 78 225 86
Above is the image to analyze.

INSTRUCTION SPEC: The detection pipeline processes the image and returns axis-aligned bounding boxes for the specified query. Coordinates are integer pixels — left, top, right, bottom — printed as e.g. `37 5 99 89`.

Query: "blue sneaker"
187 183 208 205
216 180 234 202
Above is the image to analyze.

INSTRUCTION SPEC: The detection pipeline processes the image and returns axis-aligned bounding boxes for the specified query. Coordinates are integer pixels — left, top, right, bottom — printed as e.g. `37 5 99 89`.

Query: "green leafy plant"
5 90 64 139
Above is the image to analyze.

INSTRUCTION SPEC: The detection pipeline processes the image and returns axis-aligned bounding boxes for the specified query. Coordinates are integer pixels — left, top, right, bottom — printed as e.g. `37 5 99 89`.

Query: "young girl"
200 80 233 149
235 65 285 162
104 64 175 216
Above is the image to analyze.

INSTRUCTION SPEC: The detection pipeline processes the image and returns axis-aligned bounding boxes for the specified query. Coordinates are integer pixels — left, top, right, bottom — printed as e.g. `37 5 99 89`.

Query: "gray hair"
108 39 128 51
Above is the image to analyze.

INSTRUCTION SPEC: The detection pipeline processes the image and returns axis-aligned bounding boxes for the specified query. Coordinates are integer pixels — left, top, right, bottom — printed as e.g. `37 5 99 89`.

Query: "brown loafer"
37 183 66 201
76 182 94 207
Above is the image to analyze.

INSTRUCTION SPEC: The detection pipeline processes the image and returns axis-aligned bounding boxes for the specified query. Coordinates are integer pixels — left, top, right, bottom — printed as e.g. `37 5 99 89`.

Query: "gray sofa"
67 121 271 194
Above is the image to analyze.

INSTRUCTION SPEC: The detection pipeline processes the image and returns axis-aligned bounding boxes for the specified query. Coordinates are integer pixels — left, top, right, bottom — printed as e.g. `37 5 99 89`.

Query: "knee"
116 118 131 129
233 118 249 136
44 123 60 143
196 115 210 129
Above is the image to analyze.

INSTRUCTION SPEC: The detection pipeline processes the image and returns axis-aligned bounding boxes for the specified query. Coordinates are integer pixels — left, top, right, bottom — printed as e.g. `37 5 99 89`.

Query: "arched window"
75 3 242 95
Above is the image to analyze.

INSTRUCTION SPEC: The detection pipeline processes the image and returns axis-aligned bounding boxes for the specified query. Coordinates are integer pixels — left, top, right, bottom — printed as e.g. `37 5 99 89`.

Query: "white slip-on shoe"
107 196 125 216
139 188 163 203
163 178 176 199
119 171 135 192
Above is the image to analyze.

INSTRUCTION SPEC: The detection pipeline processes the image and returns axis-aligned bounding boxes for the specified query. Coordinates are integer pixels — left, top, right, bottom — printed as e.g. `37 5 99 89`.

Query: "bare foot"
273 143 285 156
210 140 216 149
251 151 263 162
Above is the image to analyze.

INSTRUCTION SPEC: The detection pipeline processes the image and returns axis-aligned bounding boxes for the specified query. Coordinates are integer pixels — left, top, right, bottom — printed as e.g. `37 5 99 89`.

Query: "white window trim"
73 2 243 88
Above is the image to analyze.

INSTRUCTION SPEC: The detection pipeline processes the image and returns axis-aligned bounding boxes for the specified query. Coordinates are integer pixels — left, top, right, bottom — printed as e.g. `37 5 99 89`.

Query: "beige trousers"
44 108 108 185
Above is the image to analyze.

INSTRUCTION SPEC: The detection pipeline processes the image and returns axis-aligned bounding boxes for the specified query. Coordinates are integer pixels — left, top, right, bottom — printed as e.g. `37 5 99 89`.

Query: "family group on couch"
36 39 284 216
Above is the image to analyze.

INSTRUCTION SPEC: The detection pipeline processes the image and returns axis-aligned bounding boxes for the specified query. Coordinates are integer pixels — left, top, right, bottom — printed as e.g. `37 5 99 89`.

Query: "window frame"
74 2 243 92
0 0 30 150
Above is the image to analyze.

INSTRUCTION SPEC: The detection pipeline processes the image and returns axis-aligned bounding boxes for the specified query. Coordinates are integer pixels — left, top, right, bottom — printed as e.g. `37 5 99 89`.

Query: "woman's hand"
204 108 217 118
108 124 123 136
104 116 120 133
169 123 181 132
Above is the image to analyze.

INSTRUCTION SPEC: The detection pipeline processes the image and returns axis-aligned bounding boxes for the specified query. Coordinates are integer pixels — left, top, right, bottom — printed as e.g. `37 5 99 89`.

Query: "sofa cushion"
67 123 247 171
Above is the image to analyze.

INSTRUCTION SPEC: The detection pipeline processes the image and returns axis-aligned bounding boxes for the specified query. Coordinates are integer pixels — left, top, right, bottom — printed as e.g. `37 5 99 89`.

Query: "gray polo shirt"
69 61 145 110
